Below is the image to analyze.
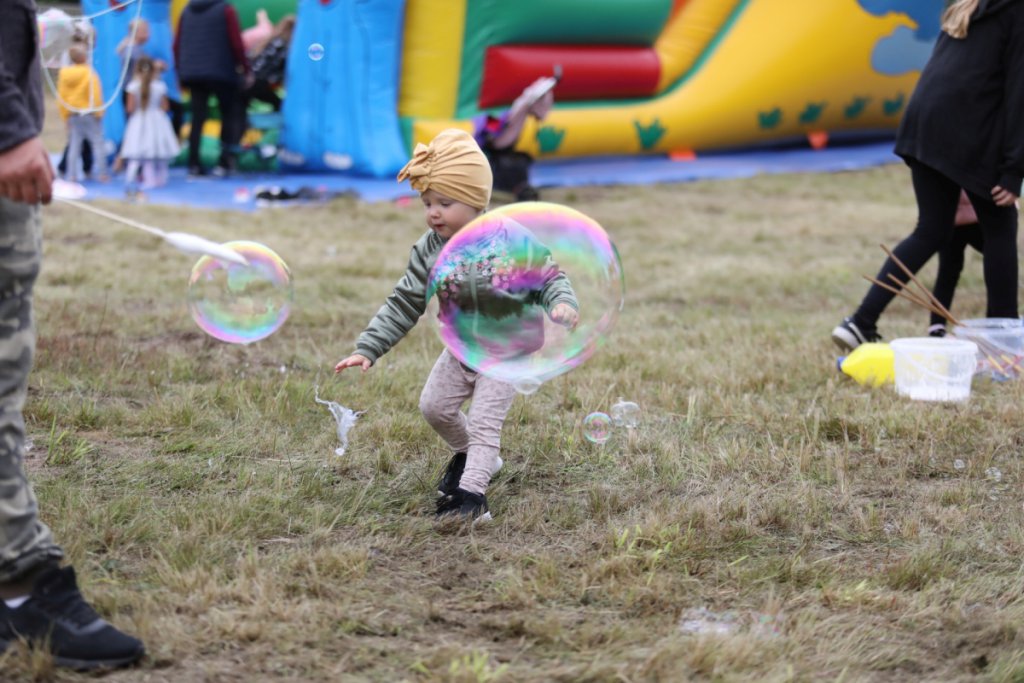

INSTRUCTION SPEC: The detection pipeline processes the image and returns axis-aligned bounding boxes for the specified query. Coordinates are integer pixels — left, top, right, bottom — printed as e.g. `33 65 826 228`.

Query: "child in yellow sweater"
56 44 108 182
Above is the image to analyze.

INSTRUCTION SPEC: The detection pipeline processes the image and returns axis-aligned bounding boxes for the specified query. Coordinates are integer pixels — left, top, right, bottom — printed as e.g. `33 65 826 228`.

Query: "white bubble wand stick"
54 197 249 266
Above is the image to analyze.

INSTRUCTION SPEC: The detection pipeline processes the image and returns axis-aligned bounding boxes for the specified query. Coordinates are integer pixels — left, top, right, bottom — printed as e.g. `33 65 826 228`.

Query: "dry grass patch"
8 95 1024 681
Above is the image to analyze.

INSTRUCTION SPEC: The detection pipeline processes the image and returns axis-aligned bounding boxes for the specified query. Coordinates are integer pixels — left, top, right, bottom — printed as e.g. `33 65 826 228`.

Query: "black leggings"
930 224 984 326
184 81 242 169
854 160 1018 329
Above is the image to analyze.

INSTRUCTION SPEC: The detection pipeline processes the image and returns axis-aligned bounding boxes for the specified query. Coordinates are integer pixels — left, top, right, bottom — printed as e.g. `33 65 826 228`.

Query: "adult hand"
0 137 54 205
335 353 372 373
991 185 1019 207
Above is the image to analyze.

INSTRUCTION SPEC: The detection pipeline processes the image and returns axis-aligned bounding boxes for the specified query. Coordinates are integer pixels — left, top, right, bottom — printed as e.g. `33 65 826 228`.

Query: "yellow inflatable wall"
404 0 927 159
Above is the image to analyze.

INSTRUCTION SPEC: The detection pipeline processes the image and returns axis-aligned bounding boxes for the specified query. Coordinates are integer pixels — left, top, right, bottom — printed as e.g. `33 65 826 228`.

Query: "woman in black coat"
832 0 1024 351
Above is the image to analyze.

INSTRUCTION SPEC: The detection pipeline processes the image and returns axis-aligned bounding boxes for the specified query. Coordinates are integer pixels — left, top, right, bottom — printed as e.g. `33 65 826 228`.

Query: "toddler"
120 57 180 193
335 129 578 521
56 44 107 182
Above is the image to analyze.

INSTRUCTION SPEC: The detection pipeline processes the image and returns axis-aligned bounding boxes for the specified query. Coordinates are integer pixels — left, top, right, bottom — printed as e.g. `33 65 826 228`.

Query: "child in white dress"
121 57 179 192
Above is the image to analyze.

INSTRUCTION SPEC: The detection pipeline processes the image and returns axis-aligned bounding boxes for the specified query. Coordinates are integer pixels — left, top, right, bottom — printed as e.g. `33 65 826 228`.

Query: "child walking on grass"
335 129 578 522
120 57 180 193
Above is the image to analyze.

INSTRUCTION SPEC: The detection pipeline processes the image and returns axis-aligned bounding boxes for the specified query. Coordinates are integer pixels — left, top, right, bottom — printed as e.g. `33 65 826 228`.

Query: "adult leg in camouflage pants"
0 198 63 584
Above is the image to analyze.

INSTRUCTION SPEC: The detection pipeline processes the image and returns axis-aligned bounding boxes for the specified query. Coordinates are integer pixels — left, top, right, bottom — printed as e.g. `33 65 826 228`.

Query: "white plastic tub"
890 338 978 402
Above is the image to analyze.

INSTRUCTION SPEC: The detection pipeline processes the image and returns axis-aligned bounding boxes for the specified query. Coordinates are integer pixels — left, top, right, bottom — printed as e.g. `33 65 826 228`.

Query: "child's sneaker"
928 324 947 338
436 488 492 523
831 316 881 351
436 453 503 497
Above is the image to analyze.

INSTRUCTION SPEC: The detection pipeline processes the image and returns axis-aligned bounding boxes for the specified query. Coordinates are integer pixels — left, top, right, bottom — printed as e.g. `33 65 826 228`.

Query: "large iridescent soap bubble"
187 241 293 344
427 202 624 391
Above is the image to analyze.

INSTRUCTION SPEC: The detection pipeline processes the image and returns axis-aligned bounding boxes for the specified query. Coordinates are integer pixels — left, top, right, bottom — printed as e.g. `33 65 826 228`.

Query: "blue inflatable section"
83 0 181 148
279 0 407 176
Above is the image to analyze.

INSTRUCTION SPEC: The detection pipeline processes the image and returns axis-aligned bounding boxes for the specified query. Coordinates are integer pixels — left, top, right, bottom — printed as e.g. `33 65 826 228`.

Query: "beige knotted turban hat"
397 129 493 210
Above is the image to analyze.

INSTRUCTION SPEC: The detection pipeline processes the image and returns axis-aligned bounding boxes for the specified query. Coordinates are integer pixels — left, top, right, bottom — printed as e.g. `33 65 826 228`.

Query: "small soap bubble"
308 42 325 61
953 459 966 471
187 241 293 344
582 412 612 444
986 467 1003 483
610 397 641 428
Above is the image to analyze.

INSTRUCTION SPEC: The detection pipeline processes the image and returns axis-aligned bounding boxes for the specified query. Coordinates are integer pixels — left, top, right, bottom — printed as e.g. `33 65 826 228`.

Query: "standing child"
120 56 180 193
334 129 578 521
56 44 107 182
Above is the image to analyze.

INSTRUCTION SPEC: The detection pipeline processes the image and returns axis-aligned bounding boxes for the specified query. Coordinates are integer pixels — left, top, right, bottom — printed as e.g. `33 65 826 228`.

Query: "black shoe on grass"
437 451 466 497
436 488 492 523
0 565 145 671
437 453 504 497
831 316 881 352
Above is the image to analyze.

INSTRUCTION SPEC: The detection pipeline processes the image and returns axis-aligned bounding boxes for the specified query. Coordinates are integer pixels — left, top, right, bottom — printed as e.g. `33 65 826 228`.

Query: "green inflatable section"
229 0 297 28
457 0 673 118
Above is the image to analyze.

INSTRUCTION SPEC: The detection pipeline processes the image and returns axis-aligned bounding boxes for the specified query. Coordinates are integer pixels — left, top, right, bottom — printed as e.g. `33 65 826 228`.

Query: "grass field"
8 96 1024 681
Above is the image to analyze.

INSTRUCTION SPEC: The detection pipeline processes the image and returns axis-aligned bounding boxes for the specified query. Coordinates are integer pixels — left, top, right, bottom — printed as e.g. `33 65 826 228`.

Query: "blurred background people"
473 73 558 202
121 56 180 194
174 0 250 177
57 43 108 182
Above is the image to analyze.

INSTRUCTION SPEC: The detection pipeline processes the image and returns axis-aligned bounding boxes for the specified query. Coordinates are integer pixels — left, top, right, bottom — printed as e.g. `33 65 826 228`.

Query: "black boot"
437 451 466 497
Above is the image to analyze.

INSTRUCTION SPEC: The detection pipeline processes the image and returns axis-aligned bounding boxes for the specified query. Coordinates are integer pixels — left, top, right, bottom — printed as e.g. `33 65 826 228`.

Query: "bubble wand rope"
54 197 249 266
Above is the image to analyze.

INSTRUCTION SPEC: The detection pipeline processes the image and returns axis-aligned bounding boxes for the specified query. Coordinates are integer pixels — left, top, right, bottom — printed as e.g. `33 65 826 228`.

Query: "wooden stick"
882 273 950 318
874 246 1016 376
864 275 948 319
880 245 962 327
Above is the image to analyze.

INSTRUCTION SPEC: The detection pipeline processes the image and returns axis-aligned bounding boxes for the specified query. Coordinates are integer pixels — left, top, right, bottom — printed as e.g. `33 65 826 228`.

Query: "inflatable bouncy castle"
85 0 945 177
281 0 944 175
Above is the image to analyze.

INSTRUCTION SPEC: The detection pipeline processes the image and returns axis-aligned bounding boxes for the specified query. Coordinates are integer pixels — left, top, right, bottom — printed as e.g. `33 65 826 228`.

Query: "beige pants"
419 350 516 495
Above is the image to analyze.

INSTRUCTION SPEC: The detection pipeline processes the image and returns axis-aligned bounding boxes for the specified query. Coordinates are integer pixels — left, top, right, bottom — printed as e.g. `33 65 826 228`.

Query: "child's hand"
550 303 579 330
992 185 1019 207
335 353 372 373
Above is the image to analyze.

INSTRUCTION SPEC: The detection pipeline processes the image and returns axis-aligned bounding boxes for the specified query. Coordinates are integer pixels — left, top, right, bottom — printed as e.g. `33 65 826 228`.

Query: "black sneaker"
187 165 206 178
437 451 466 497
831 316 881 351
436 488 492 522
928 324 947 338
437 452 505 496
0 565 145 671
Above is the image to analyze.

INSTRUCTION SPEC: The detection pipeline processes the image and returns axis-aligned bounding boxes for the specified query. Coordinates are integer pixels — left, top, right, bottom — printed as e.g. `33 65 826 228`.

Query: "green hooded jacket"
355 228 578 364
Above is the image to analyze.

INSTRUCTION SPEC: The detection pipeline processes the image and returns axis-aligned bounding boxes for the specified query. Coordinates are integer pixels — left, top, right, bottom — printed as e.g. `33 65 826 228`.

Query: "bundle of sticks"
863 244 1023 378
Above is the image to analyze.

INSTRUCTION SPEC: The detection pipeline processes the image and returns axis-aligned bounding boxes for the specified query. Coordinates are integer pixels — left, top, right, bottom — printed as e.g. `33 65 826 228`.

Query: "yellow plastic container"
837 342 894 388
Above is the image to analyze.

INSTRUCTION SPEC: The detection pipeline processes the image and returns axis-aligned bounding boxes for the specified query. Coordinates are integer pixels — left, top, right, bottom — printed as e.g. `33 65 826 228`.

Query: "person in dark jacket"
832 0 1024 351
0 0 145 670
174 0 250 176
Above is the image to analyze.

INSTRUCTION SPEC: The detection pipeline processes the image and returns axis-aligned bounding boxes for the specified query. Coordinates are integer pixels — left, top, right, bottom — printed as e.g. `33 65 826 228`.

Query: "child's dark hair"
134 56 157 110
